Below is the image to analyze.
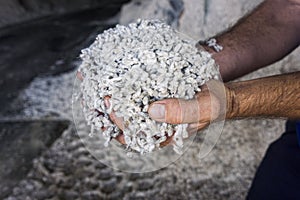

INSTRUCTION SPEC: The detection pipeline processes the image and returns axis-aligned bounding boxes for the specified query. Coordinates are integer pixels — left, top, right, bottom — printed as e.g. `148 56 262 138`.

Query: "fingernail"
148 103 165 121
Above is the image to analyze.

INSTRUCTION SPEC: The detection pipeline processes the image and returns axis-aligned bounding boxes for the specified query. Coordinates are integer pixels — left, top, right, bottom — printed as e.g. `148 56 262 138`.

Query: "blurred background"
0 0 299 199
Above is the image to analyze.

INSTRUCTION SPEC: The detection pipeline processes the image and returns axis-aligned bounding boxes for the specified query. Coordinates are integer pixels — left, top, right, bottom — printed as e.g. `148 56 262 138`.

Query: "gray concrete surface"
1 0 299 199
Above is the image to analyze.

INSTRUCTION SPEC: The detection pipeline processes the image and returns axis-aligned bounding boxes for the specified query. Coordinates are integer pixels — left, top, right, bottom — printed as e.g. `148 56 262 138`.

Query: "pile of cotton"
78 19 219 155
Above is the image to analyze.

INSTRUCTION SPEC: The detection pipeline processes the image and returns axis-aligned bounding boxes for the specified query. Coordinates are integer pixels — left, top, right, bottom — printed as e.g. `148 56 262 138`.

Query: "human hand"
77 72 126 145
109 79 227 145
102 95 175 147
148 79 228 133
77 72 176 147
148 71 300 128
78 72 227 147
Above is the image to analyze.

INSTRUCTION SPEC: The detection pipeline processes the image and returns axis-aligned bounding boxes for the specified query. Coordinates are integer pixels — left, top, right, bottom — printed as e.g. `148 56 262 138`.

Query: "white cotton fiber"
78 19 219 155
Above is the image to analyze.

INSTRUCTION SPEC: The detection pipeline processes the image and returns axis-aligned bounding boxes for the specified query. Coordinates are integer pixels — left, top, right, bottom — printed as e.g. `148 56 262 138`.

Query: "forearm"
205 0 300 81
226 72 300 119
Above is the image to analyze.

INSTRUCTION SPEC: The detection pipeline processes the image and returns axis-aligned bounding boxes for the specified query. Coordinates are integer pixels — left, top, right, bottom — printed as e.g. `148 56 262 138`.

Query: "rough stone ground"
1 0 300 199
0 120 69 198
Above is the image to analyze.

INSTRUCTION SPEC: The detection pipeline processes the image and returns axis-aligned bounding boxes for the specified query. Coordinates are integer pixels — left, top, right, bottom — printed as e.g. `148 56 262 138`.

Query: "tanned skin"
213 0 300 81
226 72 300 119
148 0 300 131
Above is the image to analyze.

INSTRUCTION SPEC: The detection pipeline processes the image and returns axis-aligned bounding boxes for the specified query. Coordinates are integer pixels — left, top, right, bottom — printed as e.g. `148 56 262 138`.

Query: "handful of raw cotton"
78 19 219 155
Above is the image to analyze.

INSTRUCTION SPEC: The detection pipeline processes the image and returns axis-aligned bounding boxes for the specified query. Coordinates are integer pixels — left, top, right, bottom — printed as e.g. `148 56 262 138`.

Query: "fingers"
103 97 126 144
115 133 126 145
104 96 125 131
148 80 225 124
159 135 174 147
159 121 210 147
102 126 125 145
104 95 177 147
77 72 125 144
80 72 224 147
187 122 209 134
159 122 208 147
77 71 83 81
148 95 213 124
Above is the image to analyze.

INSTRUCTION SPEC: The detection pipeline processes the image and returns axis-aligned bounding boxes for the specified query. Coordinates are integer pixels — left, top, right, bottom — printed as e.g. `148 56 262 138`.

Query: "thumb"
148 80 226 124
148 98 209 124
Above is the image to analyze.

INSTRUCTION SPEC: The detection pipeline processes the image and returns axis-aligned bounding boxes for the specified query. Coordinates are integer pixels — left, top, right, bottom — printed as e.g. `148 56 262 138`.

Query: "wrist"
200 80 231 122
225 83 238 119
197 38 239 82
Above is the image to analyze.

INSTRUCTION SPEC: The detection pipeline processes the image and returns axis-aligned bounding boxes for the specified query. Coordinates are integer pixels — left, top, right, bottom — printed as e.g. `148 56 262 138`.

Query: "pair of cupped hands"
77 71 227 147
